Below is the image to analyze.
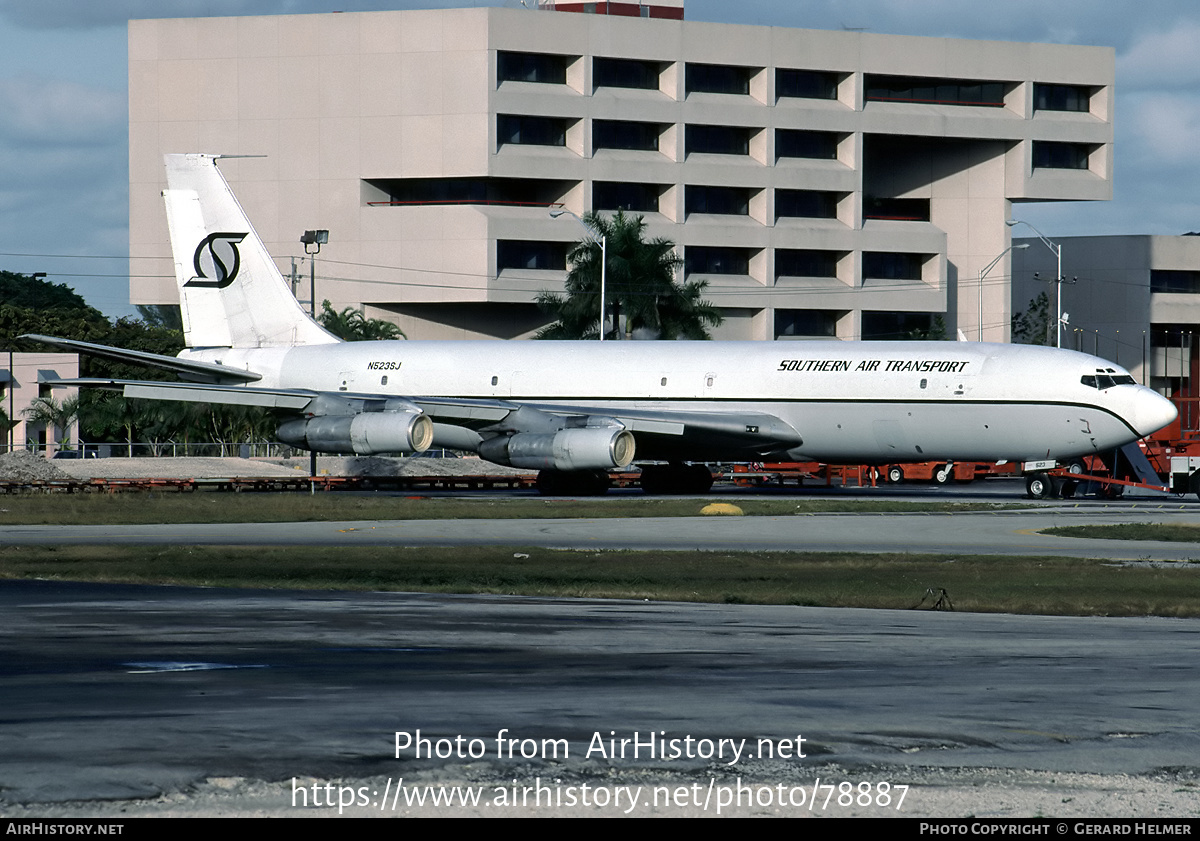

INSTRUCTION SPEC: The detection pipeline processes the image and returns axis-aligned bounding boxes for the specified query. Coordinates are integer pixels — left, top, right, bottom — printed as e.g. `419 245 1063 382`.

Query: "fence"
13 441 296 459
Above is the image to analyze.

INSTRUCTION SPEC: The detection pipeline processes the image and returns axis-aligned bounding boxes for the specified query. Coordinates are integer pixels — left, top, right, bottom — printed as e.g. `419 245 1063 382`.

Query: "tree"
318 300 405 341
906 315 948 341
1012 292 1051 345
0 270 97 313
536 210 722 340
134 304 184 332
22 394 81 450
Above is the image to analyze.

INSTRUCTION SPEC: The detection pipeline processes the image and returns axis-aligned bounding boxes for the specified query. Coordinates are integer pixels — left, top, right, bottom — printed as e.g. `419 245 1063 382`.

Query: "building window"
775 309 840 338
685 186 751 216
1034 83 1091 113
862 311 937 340
863 252 925 281
776 68 838 100
1032 141 1090 170
497 51 569 85
775 249 839 279
865 74 1006 107
497 240 567 271
864 197 931 221
776 129 838 160
1151 271 1200 294
775 190 838 220
685 63 753 95
594 57 660 90
593 182 660 213
497 115 568 148
685 246 751 276
685 124 751 156
592 119 660 152
370 177 568 207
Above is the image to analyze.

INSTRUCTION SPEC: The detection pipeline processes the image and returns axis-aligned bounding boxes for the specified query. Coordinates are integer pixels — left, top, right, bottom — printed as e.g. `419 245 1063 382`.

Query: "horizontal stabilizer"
22 334 261 384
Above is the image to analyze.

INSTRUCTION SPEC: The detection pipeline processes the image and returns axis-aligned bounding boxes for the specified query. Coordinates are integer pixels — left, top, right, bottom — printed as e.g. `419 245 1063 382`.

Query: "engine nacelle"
277 410 434 455
479 428 635 471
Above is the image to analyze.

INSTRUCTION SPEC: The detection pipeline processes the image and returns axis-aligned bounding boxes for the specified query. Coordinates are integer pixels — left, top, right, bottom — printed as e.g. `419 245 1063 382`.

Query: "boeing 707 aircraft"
31 154 1178 494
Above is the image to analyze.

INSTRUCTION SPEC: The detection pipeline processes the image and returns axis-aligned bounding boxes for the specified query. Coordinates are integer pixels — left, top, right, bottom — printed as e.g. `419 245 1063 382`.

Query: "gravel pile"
0 452 75 482
52 457 306 480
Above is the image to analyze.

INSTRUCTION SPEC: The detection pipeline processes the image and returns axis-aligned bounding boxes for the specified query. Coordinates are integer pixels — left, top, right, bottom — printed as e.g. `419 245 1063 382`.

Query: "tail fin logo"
186 232 248 289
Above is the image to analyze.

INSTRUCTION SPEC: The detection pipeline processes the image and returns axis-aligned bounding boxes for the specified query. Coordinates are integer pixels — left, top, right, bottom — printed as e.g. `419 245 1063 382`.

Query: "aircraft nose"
1131 388 1178 437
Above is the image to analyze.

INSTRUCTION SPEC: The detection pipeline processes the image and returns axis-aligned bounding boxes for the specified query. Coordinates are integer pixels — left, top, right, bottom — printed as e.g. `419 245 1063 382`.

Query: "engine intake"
479 427 635 471
278 410 434 455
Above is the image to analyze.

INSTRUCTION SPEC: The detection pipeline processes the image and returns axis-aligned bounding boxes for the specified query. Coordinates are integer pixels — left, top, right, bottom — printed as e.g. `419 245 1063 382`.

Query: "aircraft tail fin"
163 153 339 349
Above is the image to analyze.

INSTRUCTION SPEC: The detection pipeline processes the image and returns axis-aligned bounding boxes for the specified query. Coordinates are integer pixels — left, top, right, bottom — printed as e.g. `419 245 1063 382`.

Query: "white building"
0 352 79 455
129 6 1114 342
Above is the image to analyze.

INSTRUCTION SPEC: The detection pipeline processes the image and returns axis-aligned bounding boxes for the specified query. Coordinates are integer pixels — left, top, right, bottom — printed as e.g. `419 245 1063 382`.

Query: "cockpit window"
1081 372 1136 389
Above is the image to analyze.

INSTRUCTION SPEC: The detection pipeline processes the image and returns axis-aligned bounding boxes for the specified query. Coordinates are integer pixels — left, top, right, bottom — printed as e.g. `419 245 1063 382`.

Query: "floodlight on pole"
978 243 1029 342
1007 219 1064 348
300 229 329 318
549 207 607 341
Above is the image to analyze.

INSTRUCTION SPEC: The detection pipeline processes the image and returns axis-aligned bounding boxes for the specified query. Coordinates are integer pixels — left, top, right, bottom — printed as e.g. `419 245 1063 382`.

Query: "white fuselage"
182 339 1177 464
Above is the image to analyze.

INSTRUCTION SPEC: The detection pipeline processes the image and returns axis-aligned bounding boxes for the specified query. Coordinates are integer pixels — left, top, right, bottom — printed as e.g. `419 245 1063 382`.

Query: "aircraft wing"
22 334 261 384
486 400 802 460
46 375 801 460
45 378 317 410
407 398 801 460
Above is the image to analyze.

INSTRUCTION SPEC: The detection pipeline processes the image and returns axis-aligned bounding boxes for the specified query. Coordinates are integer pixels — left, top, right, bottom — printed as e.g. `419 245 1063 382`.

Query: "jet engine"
478 428 635 471
277 409 434 455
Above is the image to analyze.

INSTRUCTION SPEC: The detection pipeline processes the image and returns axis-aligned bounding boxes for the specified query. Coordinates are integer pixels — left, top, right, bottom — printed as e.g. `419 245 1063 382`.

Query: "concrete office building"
0 353 79 455
1013 236 1200 408
129 6 1114 341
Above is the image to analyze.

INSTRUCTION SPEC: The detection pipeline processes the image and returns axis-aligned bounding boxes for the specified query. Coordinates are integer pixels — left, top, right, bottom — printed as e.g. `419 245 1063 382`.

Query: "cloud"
0 0 483 30
1126 91 1200 166
1117 20 1200 91
0 77 124 146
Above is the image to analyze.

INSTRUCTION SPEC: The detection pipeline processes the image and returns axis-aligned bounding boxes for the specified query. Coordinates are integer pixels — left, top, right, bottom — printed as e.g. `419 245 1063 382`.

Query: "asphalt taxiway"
3 579 1199 807
5 502 1200 559
4 499 1200 810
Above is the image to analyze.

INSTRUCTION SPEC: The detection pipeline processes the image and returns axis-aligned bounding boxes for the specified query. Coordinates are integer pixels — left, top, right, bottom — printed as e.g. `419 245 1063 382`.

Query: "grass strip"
0 493 1016 526
1044 523 1200 543
3 544 1198 617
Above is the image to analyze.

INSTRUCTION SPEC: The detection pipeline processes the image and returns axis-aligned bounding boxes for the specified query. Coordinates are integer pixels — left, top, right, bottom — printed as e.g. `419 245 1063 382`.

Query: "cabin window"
491 376 499 386
381 376 388 386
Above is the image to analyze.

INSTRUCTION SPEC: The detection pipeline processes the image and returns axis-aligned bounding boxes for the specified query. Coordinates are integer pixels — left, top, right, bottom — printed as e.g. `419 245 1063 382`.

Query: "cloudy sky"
1 0 1197 316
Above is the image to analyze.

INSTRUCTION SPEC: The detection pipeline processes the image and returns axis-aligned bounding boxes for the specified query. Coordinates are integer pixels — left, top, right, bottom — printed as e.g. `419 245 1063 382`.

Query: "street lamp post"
978 244 1029 341
1006 219 1064 348
549 207 607 341
300 229 329 318
299 230 328 485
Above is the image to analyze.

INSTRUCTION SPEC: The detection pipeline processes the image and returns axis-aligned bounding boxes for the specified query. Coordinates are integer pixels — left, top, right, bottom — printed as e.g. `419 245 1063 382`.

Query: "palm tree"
0 405 11 453
536 210 722 340
319 301 405 341
22 394 80 451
